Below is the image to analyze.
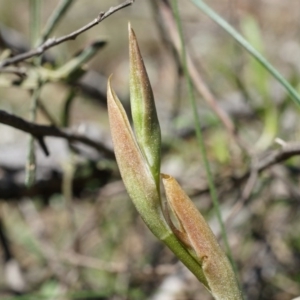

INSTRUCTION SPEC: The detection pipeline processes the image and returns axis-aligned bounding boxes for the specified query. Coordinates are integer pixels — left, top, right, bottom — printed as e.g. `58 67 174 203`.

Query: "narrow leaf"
107 77 167 237
190 0 300 109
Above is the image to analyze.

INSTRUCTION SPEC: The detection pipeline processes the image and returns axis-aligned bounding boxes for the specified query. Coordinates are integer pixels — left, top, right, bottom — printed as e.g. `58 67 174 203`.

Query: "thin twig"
255 143 300 172
224 142 300 228
0 110 115 159
0 0 134 69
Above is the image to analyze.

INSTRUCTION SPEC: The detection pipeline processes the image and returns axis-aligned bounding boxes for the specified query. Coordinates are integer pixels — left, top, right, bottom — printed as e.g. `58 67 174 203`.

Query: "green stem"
190 0 300 109
61 89 76 127
163 233 209 288
170 0 236 273
30 0 41 47
39 0 75 45
25 82 43 187
26 0 42 187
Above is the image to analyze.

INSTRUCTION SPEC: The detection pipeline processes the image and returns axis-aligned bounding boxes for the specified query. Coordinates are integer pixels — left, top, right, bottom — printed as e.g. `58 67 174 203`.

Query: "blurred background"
0 0 300 299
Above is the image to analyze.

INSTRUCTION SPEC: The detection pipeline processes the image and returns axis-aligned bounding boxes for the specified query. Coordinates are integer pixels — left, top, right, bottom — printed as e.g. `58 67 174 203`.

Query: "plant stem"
26 0 42 187
25 81 43 187
30 0 41 47
39 0 75 45
170 0 237 274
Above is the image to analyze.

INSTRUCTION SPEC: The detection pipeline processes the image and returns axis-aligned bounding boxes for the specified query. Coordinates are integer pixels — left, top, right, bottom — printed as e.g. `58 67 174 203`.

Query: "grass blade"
170 0 237 276
190 0 300 109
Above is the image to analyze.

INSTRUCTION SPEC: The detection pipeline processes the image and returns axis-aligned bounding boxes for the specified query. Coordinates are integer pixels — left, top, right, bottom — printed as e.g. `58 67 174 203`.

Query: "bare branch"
255 143 300 172
222 142 300 231
0 0 134 69
0 110 114 159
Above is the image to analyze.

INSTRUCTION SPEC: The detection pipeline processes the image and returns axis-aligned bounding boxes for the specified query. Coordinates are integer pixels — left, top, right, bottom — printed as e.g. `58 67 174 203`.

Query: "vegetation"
0 0 299 299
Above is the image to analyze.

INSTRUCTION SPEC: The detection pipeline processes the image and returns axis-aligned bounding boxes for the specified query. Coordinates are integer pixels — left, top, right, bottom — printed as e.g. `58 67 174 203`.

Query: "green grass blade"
30 0 41 46
170 0 237 274
26 0 42 187
190 0 300 109
40 0 75 44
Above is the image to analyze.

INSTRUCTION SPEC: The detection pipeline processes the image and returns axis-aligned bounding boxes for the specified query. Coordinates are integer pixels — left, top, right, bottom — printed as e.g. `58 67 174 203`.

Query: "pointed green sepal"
129 23 161 189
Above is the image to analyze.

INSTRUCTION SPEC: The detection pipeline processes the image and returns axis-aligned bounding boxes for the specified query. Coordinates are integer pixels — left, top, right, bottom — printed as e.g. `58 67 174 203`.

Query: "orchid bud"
107 24 242 299
162 174 242 300
107 77 207 286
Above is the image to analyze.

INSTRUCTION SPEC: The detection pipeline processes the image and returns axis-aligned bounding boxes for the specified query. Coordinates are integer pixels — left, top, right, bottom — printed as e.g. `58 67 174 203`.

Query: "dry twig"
0 110 114 158
0 0 134 69
224 142 300 227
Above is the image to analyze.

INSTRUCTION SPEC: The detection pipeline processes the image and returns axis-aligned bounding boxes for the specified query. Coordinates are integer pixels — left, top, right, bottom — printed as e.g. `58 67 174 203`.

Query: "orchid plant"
107 23 242 300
